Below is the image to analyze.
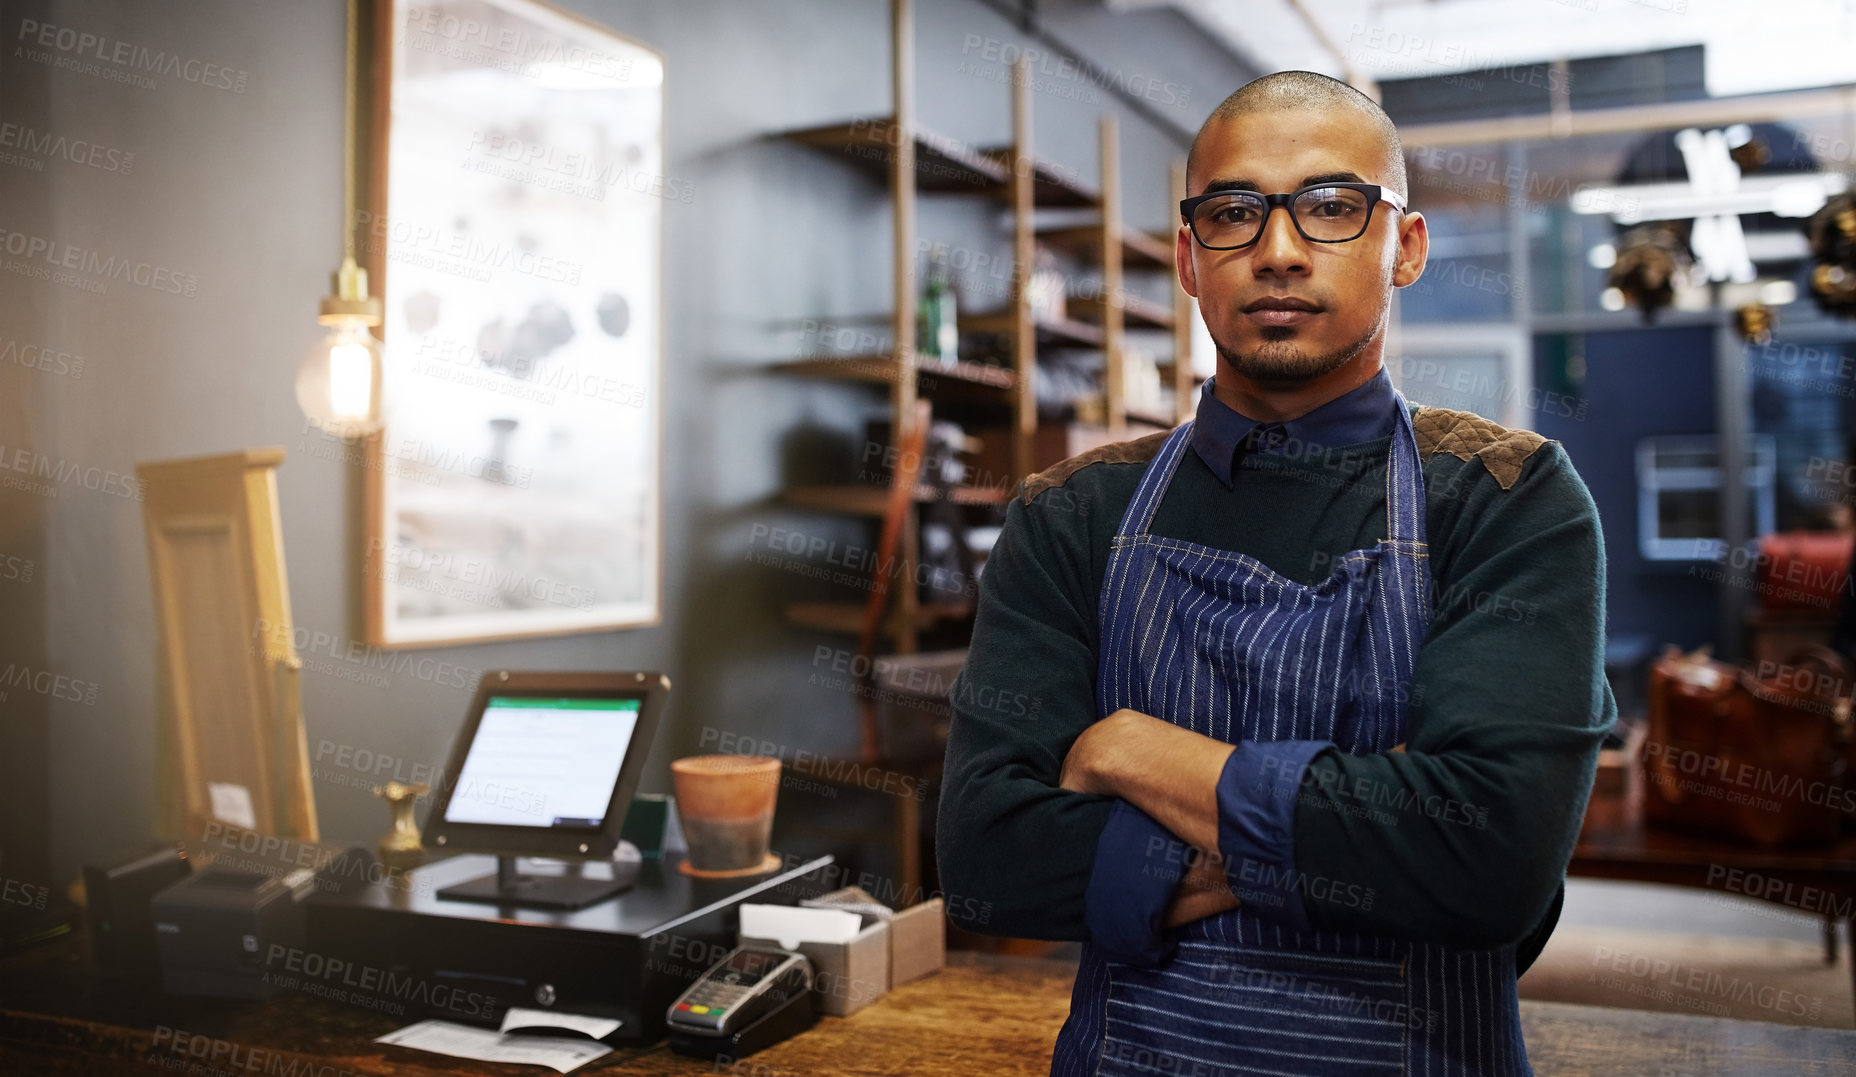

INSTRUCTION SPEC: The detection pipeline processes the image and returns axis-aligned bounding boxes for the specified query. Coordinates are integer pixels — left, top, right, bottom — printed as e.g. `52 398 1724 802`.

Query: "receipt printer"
150 867 314 999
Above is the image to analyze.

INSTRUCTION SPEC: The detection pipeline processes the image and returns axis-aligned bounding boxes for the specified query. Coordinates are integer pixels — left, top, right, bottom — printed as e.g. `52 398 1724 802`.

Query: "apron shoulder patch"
1021 430 1171 505
1413 406 1548 491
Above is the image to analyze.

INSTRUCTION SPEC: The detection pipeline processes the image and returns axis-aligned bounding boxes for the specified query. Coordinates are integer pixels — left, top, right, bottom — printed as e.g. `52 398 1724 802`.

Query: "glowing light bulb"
329 336 374 419
297 319 385 438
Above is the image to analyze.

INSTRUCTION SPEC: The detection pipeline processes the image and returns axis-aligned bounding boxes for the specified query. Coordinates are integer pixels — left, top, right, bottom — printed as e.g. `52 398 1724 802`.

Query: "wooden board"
137 448 315 842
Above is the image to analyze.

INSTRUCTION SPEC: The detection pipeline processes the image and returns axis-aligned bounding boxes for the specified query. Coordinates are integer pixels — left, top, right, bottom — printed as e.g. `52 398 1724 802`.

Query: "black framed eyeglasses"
1179 183 1406 251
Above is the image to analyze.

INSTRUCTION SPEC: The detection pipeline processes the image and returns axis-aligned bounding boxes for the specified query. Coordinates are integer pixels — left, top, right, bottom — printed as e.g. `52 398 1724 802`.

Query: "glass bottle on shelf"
917 246 959 367
1026 244 1065 324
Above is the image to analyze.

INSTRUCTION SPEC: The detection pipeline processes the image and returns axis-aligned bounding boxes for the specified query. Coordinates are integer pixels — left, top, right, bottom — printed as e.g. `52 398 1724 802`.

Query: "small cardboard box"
801 886 945 990
740 912 889 1018
885 897 945 989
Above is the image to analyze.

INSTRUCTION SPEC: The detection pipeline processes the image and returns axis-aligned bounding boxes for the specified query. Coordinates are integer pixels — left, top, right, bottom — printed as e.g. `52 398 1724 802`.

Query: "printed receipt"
501 1006 623 1040
376 1020 613 1073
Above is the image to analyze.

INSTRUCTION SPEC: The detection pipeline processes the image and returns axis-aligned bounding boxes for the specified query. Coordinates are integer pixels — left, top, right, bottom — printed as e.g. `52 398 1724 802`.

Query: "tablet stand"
435 840 642 910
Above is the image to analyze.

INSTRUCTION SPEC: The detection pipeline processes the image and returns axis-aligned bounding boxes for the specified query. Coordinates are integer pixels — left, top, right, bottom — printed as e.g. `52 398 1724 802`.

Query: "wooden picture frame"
361 0 666 647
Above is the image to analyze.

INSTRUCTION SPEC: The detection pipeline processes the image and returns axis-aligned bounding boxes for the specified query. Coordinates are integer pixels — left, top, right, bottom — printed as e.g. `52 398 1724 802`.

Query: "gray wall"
0 0 1251 891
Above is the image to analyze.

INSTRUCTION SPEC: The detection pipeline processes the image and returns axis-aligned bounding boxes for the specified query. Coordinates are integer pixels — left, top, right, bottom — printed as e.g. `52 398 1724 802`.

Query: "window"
1635 435 1775 561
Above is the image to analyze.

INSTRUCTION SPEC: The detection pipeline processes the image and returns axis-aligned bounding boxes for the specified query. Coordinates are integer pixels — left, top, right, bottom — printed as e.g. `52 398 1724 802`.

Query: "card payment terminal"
665 946 816 1059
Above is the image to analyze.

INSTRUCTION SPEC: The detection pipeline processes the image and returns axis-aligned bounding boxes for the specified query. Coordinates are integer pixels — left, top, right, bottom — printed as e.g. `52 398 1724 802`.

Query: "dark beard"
1214 318 1380 388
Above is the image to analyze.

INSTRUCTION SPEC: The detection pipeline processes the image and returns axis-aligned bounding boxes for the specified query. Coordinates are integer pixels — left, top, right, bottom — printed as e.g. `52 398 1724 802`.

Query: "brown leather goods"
1642 645 1854 848
1755 531 1853 612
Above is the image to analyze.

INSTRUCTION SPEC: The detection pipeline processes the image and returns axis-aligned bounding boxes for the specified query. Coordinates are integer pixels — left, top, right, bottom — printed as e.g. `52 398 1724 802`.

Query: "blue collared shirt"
1082 364 1403 967
1190 365 1400 488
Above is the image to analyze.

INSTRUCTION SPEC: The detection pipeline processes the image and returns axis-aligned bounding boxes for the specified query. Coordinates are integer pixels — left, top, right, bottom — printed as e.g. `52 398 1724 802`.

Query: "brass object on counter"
373 780 429 871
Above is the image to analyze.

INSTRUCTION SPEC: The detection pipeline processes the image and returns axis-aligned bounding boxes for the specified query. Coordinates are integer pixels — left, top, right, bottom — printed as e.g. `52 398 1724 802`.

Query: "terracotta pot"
670 755 781 873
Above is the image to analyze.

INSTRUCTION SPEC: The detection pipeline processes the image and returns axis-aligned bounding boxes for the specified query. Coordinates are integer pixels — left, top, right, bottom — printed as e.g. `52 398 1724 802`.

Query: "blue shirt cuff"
1084 799 1187 966
1216 739 1333 934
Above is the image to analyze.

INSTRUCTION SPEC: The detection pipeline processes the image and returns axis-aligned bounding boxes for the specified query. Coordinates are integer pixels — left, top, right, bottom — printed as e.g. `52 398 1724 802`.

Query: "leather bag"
1641 645 1854 847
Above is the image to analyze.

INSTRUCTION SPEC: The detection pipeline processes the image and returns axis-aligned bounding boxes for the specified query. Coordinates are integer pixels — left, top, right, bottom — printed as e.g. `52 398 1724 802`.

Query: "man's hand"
1163 847 1242 927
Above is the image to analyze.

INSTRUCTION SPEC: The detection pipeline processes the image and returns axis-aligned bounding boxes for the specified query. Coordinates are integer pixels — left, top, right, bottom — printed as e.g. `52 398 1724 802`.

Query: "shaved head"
1187 71 1407 200
1174 68 1428 405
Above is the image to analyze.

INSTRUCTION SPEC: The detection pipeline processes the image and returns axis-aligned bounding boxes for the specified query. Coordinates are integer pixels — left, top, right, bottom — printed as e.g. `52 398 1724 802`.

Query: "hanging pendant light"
296 0 384 438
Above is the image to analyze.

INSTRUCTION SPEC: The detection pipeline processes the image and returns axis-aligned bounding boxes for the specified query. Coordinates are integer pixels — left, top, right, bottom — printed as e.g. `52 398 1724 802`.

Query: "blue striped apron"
1051 398 1530 1076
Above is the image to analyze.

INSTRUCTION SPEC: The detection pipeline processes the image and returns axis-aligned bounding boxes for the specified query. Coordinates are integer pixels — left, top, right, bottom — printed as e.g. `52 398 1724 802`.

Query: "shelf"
961 311 1104 348
785 600 974 635
783 118 1007 192
1123 292 1177 329
780 123 1097 206
1035 224 1173 268
977 148 1099 207
779 35 1191 677
1125 409 1180 429
783 483 1013 516
773 352 1016 392
1073 292 1175 330
1034 422 1136 470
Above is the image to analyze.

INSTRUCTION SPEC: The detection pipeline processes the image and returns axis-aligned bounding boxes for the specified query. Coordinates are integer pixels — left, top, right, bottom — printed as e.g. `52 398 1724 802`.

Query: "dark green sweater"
936 401 1614 954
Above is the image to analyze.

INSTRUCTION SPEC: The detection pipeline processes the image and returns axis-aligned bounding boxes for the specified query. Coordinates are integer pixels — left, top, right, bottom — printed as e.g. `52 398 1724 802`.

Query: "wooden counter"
3 933 1853 1074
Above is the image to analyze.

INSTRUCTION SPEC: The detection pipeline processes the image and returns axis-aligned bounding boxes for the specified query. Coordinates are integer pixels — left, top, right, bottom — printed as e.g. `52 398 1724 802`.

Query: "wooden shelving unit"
959 310 1105 349
783 118 1009 193
772 353 1014 385
762 0 1207 908
980 147 1100 207
773 0 1038 668
1035 118 1200 444
1074 290 1176 331
1035 224 1173 269
769 0 1201 743
1165 162 1202 422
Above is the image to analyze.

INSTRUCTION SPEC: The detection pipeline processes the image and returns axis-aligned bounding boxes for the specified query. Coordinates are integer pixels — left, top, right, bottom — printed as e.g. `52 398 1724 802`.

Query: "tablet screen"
441 695 642 828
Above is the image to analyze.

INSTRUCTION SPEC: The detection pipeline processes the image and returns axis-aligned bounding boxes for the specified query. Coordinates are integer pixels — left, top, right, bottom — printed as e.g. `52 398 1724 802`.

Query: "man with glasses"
938 70 1612 1075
